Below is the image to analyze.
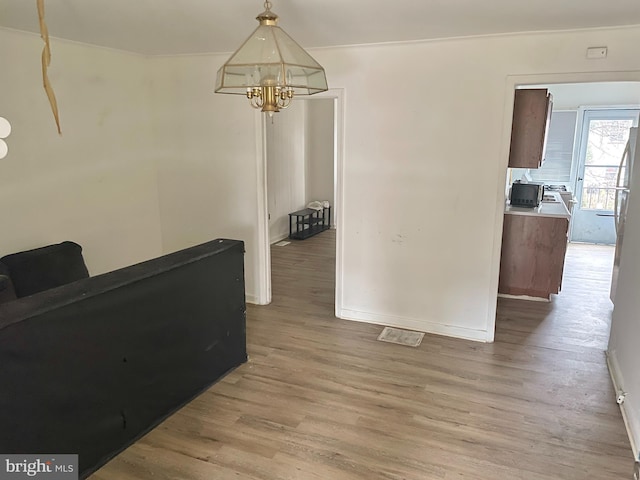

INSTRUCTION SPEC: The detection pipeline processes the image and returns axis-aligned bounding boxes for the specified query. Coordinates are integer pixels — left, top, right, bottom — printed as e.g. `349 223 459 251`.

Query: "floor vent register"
377 327 425 347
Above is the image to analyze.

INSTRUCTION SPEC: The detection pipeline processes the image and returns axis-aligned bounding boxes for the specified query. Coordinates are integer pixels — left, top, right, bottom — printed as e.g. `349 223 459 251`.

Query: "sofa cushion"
0 241 89 298
0 262 16 305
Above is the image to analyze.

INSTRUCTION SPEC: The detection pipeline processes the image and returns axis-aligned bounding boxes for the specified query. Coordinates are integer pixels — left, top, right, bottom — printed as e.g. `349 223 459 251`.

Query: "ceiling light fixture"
215 1 328 115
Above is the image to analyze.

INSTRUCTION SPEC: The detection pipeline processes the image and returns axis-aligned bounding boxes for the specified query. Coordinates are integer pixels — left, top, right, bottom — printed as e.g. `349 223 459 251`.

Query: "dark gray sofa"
0 239 247 478
0 241 90 303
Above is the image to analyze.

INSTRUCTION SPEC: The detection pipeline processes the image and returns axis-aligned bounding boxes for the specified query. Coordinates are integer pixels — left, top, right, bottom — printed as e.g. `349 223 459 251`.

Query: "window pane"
585 119 633 166
529 111 576 184
581 166 618 210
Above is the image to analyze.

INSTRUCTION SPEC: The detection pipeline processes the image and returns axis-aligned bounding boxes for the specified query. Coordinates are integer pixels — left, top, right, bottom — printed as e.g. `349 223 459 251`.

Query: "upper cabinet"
508 89 553 169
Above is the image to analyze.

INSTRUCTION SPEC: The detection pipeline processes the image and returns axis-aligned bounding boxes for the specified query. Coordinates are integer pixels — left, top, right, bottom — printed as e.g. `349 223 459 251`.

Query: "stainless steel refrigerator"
610 127 639 303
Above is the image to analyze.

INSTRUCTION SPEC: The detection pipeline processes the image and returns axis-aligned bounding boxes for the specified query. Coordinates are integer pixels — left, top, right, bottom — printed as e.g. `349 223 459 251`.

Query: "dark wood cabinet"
499 214 568 299
508 89 553 169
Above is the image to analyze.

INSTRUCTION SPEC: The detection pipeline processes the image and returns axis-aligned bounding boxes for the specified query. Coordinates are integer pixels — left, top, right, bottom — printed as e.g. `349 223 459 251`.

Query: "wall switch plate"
586 47 608 59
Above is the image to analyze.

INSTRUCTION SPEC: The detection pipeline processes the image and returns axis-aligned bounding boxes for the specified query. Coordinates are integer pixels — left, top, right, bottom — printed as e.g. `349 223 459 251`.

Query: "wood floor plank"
91 233 633 479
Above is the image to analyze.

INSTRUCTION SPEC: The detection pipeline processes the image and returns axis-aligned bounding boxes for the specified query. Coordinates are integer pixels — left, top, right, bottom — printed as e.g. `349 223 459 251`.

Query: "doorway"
571 109 640 244
494 79 640 341
255 89 345 309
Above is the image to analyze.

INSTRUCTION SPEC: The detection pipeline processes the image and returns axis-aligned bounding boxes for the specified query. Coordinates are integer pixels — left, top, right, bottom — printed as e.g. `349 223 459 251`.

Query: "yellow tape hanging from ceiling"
37 0 62 135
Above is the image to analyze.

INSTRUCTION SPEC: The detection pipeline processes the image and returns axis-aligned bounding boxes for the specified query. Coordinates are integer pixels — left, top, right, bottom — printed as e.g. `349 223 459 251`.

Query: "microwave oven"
510 181 544 207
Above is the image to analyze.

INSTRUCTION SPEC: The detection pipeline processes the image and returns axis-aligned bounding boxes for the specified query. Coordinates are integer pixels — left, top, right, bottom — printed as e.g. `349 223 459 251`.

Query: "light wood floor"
92 232 633 479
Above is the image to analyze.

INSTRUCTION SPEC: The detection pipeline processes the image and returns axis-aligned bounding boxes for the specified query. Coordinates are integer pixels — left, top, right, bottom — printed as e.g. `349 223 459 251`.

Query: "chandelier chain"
264 1 272 11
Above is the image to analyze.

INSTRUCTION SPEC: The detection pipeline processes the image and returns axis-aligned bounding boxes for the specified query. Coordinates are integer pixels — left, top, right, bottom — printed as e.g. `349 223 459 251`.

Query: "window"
529 111 577 184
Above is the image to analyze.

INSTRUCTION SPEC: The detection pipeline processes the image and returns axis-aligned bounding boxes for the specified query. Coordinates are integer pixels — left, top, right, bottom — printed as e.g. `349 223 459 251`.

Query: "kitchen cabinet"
508 89 553 169
499 214 568 299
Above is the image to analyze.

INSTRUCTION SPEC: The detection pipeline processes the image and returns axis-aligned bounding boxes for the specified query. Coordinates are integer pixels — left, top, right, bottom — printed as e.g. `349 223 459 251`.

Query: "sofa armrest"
0 241 89 298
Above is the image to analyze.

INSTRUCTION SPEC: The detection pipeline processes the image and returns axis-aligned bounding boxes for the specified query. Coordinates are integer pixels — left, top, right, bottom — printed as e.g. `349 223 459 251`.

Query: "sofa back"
0 239 247 478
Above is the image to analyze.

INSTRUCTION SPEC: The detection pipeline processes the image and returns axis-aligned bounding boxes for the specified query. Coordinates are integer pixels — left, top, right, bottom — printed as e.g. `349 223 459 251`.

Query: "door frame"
254 88 346 314
489 71 640 342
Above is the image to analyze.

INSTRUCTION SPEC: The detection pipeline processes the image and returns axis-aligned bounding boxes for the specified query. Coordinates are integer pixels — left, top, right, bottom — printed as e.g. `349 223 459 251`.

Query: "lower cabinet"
499 214 569 299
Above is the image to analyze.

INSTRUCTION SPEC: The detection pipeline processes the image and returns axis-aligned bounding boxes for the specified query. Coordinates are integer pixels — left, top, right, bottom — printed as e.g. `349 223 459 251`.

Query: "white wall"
306 26 640 341
5 23 640 341
146 25 640 338
608 136 640 458
266 101 307 243
0 29 162 274
148 54 264 302
305 99 335 220
3 21 639 453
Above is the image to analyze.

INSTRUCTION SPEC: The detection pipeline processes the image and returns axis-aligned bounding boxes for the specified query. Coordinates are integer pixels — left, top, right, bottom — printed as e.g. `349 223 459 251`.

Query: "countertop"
505 191 571 219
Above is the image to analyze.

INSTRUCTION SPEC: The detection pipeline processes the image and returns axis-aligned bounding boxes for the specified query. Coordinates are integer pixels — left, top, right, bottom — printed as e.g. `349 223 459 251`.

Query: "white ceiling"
1 0 640 56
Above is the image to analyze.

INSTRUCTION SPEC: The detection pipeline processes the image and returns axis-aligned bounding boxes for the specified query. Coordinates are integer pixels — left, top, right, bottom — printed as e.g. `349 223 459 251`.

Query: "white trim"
490 71 640 341
270 234 290 245
245 293 260 305
569 107 587 210
340 309 489 343
99 24 640 58
607 350 640 461
272 25 640 57
325 89 346 320
254 112 271 305
255 88 346 314
486 82 516 343
304 89 346 319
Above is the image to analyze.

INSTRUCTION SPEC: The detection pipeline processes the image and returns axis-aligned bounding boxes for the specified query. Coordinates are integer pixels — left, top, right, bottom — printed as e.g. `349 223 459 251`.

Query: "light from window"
529 111 577 184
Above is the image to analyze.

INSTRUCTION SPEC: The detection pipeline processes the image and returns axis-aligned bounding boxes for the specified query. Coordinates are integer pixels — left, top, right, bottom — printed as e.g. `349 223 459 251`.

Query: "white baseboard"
245 293 260 305
338 308 490 343
607 350 640 460
270 234 289 245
